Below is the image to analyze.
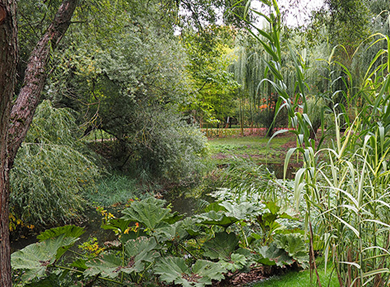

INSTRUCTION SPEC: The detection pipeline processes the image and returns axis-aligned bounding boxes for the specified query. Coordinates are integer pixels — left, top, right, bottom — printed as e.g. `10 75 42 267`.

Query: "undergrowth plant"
239 0 390 285
12 196 308 286
83 173 152 207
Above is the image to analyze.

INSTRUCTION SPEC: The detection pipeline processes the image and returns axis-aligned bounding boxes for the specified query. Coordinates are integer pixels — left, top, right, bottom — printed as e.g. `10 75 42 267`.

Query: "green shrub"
121 111 209 184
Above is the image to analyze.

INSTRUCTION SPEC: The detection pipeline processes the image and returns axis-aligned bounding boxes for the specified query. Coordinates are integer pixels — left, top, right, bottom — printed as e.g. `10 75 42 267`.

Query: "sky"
174 0 327 35
251 0 325 28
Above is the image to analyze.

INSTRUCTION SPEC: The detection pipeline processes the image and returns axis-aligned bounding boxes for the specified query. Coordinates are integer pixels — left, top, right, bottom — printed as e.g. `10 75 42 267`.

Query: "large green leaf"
191 260 225 284
256 201 295 237
84 253 122 279
220 253 247 272
37 225 85 241
12 234 78 282
274 233 307 257
236 247 255 265
220 201 260 220
204 202 227 213
255 243 294 267
154 257 188 284
196 210 238 228
121 198 171 231
154 257 225 287
36 225 84 259
202 232 239 260
124 237 160 272
274 233 308 267
85 236 160 278
181 216 203 237
154 220 190 243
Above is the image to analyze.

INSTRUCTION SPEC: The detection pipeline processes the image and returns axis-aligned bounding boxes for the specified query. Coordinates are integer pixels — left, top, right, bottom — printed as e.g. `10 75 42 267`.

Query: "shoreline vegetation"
11 131 323 286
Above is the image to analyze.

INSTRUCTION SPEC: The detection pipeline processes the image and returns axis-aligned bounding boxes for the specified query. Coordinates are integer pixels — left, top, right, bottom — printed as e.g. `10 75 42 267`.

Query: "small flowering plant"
96 206 115 225
79 237 104 257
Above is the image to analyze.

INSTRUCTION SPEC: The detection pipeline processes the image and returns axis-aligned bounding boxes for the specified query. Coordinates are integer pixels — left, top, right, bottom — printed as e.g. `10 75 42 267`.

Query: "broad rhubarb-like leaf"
274 233 308 267
196 210 238 228
12 234 78 282
37 225 85 241
220 201 260 220
124 236 160 272
154 220 189 243
255 243 294 267
121 197 171 231
85 236 160 278
220 253 247 272
84 254 122 279
154 257 225 287
202 232 239 260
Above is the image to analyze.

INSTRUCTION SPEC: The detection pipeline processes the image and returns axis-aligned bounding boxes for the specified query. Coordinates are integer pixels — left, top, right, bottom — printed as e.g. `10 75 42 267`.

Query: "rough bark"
8 0 78 160
0 1 18 286
0 1 77 286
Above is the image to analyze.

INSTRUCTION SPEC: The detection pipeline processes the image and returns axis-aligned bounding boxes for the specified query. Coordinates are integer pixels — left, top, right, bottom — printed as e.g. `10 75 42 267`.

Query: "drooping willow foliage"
10 101 100 229
230 30 299 134
230 2 389 135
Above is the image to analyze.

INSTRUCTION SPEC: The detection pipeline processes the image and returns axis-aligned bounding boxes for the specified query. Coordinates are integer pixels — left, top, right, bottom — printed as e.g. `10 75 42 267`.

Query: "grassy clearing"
252 261 339 287
207 135 296 165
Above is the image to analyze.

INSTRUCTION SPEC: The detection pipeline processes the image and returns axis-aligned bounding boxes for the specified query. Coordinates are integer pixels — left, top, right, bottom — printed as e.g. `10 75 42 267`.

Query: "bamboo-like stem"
309 222 322 287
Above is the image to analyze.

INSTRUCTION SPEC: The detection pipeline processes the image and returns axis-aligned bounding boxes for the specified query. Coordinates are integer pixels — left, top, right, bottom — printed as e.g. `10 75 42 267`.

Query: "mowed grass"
252 261 339 287
207 135 296 164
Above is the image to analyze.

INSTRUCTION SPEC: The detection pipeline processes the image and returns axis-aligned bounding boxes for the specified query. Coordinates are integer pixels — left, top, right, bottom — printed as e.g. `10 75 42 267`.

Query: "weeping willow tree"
231 31 297 136
353 10 390 86
10 101 100 230
302 0 390 122
303 8 390 126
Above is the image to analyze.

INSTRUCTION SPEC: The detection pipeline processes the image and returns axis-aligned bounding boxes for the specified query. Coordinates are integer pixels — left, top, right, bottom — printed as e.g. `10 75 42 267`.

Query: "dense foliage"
12 192 308 286
248 0 390 285
46 0 209 182
182 25 239 126
10 0 390 286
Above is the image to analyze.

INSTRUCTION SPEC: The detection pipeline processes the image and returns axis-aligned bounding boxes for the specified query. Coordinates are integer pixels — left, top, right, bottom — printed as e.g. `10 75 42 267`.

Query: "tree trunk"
0 1 18 286
0 1 77 286
8 0 78 160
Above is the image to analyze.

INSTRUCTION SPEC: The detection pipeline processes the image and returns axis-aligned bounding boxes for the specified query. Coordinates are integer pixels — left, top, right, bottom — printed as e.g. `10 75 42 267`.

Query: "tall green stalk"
235 1 390 286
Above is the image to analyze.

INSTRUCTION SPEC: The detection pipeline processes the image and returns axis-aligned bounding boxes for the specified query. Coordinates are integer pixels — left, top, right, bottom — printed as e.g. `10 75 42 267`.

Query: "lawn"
252 261 339 287
207 134 297 165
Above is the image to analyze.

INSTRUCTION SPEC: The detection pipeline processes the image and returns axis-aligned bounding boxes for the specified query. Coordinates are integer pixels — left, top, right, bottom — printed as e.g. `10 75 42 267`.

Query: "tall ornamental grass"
238 0 390 285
